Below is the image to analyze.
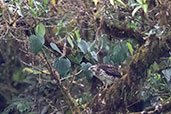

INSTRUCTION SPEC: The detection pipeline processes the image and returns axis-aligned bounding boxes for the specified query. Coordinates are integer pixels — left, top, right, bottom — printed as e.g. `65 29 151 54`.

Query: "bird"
88 64 122 88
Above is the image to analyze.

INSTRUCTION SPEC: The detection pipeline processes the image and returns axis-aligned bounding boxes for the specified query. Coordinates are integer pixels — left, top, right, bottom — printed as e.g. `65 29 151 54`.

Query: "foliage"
54 57 71 77
131 0 148 16
2 95 34 114
29 35 45 55
0 0 171 113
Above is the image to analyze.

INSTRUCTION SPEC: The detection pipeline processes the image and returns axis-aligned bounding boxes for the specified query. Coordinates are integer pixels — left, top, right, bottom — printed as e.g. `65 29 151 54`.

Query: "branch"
88 33 171 113
42 49 80 114
101 20 145 45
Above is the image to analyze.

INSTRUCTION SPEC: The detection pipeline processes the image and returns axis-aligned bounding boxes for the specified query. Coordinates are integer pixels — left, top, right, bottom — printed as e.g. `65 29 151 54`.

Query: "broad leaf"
50 42 62 54
29 35 44 54
54 58 71 77
35 23 46 37
43 0 48 5
81 62 93 81
106 41 128 65
90 51 98 61
150 62 159 73
68 52 84 64
13 68 25 82
78 40 88 54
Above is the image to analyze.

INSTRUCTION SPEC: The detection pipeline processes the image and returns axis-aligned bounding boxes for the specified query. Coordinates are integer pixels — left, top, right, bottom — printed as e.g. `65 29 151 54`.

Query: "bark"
101 21 145 45
88 33 171 113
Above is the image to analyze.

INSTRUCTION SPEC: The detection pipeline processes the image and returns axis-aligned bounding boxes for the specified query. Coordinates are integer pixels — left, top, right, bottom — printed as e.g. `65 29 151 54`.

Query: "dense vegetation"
0 0 171 114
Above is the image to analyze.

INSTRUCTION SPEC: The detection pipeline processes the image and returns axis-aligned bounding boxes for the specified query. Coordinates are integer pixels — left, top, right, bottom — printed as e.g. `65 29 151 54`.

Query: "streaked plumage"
89 64 122 87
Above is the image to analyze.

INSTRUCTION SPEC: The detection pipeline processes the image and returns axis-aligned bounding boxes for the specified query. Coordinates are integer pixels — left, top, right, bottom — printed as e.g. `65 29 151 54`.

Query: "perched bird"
88 64 122 88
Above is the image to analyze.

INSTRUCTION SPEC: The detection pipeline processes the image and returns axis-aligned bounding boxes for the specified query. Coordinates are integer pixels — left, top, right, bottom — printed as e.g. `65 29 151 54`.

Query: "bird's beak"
88 65 95 71
88 65 96 71
88 66 92 71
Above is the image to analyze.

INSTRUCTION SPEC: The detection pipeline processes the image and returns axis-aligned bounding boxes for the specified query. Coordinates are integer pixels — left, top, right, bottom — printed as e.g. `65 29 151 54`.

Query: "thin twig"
41 49 80 113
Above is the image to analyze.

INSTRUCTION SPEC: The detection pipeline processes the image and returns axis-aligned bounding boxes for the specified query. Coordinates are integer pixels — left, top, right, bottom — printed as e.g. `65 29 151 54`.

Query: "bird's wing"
97 64 122 78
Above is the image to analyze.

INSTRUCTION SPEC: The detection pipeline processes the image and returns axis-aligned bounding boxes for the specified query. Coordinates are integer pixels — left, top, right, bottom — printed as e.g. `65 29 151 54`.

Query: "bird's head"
88 65 97 72
88 64 122 78
88 64 122 87
88 65 100 76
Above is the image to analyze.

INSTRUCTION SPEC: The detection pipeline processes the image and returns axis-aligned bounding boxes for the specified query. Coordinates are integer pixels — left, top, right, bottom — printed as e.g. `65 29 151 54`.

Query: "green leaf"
68 55 79 64
23 67 34 73
116 0 127 7
90 51 98 61
55 21 63 36
50 42 62 54
29 7 37 16
110 41 128 65
28 0 34 8
67 36 74 48
75 52 84 63
75 30 81 42
81 62 93 81
157 74 161 80
35 23 46 37
58 27 67 38
43 0 48 5
78 40 88 54
127 42 134 56
142 4 148 13
13 68 26 82
150 62 159 73
127 22 138 28
17 102 31 113
130 3 139 7
132 5 142 16
29 35 44 54
55 26 62 36
143 0 147 3
54 58 71 77
169 57 171 63
68 52 84 64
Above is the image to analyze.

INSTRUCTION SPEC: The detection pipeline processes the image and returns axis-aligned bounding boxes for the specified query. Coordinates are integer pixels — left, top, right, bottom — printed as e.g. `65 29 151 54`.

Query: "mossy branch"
89 33 171 113
42 49 80 114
